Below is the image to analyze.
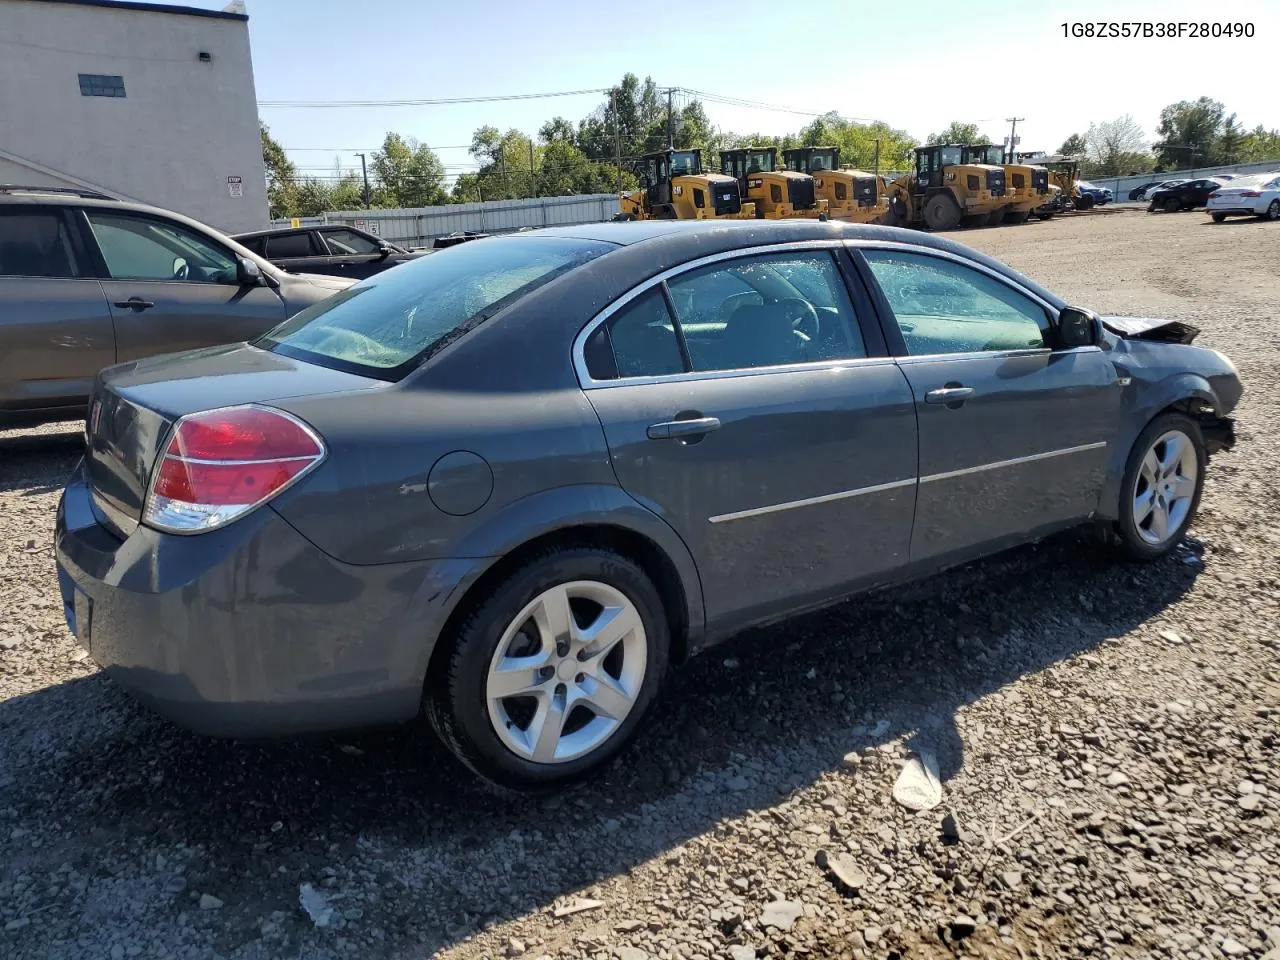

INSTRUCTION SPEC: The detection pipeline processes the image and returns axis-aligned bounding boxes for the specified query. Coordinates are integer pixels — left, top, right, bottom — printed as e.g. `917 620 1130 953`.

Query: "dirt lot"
2 210 1278 960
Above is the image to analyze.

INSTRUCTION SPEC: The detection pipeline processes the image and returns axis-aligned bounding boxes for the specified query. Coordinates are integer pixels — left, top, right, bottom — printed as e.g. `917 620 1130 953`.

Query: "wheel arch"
1095 374 1220 522
418 485 706 692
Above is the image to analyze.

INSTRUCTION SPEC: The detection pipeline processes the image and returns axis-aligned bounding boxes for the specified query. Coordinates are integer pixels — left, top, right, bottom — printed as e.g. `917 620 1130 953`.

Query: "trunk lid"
85 343 383 538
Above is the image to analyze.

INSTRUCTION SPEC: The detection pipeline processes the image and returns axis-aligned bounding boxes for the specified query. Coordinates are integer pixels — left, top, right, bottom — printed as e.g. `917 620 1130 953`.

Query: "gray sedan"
55 220 1242 790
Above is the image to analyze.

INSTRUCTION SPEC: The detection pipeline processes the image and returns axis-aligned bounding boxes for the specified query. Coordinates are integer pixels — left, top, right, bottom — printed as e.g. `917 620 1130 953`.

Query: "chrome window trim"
572 240 857 389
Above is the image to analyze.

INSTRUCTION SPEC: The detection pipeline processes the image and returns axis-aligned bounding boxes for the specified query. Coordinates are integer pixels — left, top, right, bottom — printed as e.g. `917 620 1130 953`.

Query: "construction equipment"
883 145 1007 230
616 149 756 220
963 144 1049 223
1015 152 1085 214
720 147 828 219
782 147 888 224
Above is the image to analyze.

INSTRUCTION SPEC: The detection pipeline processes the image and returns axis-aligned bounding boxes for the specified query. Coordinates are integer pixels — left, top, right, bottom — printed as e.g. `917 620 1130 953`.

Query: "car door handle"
924 386 975 404
113 298 155 311
647 417 721 440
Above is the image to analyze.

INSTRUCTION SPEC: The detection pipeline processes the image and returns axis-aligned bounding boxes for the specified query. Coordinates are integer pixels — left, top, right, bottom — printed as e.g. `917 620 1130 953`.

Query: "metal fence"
1077 159 1280 201
271 194 621 248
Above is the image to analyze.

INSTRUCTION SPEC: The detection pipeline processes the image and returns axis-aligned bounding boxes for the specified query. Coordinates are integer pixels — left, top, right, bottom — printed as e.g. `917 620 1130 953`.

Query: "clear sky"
230 0 1274 187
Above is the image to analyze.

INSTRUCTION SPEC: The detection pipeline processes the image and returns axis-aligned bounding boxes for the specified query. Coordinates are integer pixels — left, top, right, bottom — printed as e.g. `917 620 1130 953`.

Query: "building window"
79 74 126 98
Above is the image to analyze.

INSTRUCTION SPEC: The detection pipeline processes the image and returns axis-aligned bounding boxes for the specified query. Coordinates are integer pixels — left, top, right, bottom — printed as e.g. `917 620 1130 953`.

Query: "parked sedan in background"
1148 177 1227 212
56 220 1241 790
1076 181 1113 205
1206 173 1280 221
1129 178 1186 201
0 186 352 429
233 224 428 281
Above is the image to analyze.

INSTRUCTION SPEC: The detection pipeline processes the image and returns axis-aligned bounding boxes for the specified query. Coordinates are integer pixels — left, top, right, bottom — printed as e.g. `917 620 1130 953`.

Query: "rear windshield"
259 236 611 380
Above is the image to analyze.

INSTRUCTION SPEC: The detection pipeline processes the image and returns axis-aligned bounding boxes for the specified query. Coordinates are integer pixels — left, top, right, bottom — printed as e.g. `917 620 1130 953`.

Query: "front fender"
1095 371 1218 522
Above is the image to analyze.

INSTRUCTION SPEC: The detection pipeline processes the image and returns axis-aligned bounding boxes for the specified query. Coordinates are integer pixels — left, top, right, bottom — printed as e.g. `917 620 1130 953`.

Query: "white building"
0 0 268 233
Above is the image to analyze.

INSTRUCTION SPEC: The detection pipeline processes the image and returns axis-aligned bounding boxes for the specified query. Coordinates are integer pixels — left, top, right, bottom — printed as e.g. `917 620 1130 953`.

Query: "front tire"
1264 199 1280 221
924 194 961 230
1212 212 1227 223
1163 197 1181 213
426 546 670 791
1114 414 1206 562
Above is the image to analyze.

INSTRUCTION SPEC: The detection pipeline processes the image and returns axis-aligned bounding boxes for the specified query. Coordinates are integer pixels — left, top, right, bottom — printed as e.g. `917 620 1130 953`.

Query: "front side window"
322 229 381 255
263 236 610 379
0 210 80 278
862 250 1050 356
85 212 236 283
668 252 865 371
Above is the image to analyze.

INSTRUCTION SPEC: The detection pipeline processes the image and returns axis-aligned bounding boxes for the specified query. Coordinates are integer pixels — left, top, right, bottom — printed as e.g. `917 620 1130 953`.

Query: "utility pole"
1005 118 1024 162
873 139 881 175
529 139 536 198
666 87 675 150
356 152 370 208
611 88 622 196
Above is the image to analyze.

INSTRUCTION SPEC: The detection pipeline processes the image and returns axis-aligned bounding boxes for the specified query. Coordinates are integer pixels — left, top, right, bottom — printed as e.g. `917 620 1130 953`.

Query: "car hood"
1100 315 1200 345
1102 319 1243 418
283 272 358 292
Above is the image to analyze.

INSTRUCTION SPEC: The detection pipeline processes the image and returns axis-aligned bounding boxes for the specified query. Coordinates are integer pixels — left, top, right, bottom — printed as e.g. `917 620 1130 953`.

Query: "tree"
1084 115 1150 176
371 132 447 208
1154 97 1225 168
260 122 298 219
926 122 984 145
1058 133 1087 157
1239 124 1280 162
1217 114 1243 164
468 127 537 200
795 112 915 172
539 116 577 145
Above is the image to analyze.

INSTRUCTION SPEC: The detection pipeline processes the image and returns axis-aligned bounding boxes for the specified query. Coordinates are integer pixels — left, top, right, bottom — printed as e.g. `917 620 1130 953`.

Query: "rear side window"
0 209 80 278
585 289 685 380
238 236 266 255
262 236 611 379
266 232 319 258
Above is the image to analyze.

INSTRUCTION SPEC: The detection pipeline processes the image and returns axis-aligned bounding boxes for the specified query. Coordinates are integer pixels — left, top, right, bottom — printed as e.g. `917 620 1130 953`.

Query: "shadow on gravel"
0 429 83 495
0 532 1201 956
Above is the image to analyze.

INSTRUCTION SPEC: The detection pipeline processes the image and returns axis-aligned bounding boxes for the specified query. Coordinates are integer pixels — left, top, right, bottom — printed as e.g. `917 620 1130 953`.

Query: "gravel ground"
2 209 1278 960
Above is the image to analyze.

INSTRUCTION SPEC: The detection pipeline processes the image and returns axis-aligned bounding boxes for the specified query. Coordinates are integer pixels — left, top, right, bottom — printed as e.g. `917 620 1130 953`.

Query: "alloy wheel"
1268 200 1280 221
485 580 647 764
1131 429 1198 546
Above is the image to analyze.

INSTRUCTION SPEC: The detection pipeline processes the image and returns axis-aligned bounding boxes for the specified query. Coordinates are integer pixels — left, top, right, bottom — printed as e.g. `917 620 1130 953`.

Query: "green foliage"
1218 114 1243 165
1058 133 1087 157
1239 125 1280 162
926 122 984 146
1082 115 1151 176
260 123 298 220
1154 97 1225 168
796 112 915 172
371 133 447 208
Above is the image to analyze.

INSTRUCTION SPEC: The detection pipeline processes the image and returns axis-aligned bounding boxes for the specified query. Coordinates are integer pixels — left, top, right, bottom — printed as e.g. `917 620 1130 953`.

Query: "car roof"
232 224 350 239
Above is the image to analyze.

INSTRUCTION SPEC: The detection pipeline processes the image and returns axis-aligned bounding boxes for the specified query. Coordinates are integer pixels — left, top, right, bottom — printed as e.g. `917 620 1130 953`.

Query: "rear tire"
986 208 1006 226
1265 199 1280 221
1211 212 1227 223
923 194 961 230
1113 413 1206 562
426 546 670 791
1163 197 1181 213
1075 194 1095 211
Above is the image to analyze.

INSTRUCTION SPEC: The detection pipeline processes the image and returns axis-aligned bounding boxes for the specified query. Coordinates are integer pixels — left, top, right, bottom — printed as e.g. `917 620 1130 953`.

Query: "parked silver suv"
0 186 353 429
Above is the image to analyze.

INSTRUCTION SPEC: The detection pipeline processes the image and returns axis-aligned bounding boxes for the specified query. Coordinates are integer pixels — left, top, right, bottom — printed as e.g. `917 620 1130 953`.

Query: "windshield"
970 146 1003 165
746 150 775 173
938 146 962 166
669 150 700 176
809 150 836 171
259 236 612 379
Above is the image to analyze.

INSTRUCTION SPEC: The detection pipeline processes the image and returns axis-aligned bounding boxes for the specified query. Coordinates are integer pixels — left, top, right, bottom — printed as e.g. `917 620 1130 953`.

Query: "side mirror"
1058 306 1102 348
376 242 393 260
236 256 264 286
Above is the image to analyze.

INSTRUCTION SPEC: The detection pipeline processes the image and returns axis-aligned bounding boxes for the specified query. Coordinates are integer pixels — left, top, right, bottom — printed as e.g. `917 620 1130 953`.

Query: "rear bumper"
55 460 483 738
1207 207 1257 217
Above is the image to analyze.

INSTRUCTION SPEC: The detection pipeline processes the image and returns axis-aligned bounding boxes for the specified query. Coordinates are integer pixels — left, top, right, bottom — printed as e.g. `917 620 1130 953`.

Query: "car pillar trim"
707 477 917 524
918 441 1109 485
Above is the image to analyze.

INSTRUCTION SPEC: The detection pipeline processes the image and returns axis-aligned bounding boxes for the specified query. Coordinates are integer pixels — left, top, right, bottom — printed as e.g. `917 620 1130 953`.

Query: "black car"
1148 178 1226 213
233 224 427 280
1128 180 1165 201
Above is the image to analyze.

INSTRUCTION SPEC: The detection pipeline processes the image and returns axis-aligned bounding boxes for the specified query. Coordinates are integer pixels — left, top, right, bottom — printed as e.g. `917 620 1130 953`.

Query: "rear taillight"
143 405 325 534
1241 190 1261 198
1209 192 1220 199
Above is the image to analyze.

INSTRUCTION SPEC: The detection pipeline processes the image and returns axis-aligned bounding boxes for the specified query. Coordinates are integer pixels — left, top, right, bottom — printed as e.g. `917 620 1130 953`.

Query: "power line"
259 87 611 108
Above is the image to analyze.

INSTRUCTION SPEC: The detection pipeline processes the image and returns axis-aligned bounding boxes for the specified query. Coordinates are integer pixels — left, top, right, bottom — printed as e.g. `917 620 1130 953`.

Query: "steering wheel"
777 298 820 341
171 257 190 281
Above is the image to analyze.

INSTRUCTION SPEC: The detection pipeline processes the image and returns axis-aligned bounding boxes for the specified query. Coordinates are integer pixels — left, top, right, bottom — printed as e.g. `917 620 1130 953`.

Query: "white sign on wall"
227 176 243 198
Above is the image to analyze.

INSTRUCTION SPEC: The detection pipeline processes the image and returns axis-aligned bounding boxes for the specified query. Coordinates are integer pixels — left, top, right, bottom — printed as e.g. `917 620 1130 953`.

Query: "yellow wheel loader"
1015 152 1083 216
782 147 888 224
882 145 1008 231
963 144 1049 224
719 147 828 219
615 149 757 221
